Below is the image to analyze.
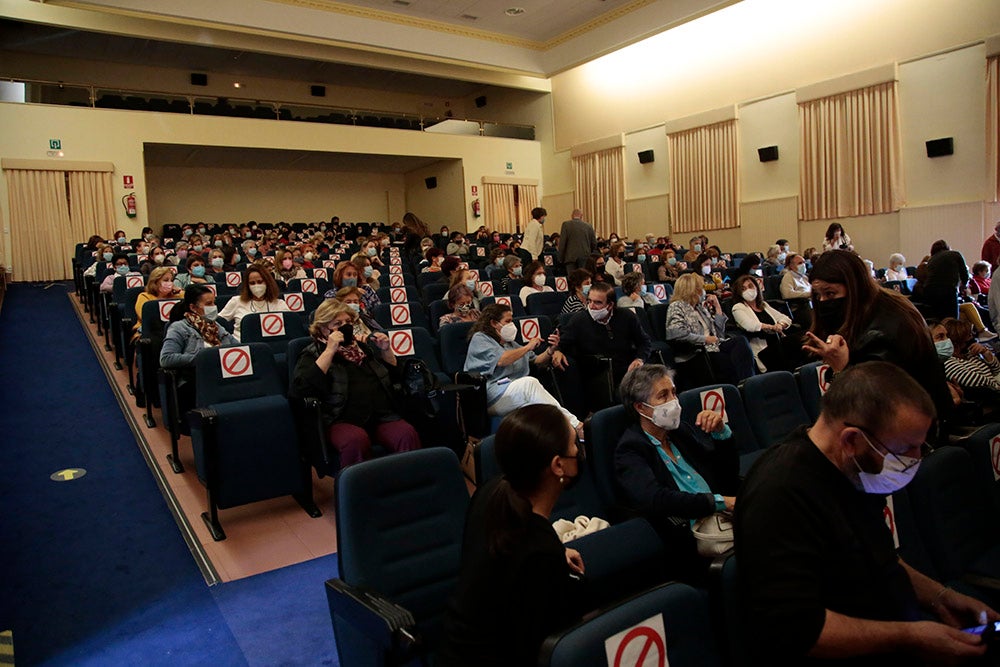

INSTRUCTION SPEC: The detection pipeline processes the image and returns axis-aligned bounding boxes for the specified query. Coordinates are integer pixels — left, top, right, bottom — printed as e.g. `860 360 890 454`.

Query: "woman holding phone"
289 299 421 466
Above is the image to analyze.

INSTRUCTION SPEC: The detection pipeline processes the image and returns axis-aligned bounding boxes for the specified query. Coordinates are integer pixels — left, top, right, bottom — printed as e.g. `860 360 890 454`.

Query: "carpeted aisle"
0 283 338 666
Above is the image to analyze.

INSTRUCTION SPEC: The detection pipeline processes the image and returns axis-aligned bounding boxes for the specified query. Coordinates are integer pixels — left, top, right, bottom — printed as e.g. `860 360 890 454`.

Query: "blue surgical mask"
103 252 114 262
465 279 476 290
693 244 702 252
582 284 591 296
797 264 807 276
192 265 206 277
513 266 522 276
343 277 358 287
364 266 373 277
667 257 677 266
247 248 257 256
637 254 646 263
214 240 223 248
640 285 648 294
115 265 129 276
367 248 376 257
934 339 954 358
211 258 224 268
346 303 360 313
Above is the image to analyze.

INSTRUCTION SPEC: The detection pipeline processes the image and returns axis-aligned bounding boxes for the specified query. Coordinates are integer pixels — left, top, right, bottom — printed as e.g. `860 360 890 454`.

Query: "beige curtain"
798 81 903 221
68 171 116 243
988 56 1000 202
483 182 517 234
6 169 73 281
667 119 739 232
572 147 625 239
517 184 539 232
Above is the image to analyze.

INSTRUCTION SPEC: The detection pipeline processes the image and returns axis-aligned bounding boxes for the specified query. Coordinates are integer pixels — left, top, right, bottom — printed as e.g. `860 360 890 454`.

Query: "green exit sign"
49 139 61 150
506 162 512 169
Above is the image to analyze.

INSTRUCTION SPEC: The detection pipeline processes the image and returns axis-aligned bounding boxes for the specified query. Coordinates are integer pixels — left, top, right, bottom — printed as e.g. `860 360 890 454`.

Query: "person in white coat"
522 207 546 259
730 274 795 372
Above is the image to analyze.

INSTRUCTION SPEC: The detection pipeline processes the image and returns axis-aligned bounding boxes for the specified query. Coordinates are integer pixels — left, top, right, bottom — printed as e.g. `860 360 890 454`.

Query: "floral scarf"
184 312 221 346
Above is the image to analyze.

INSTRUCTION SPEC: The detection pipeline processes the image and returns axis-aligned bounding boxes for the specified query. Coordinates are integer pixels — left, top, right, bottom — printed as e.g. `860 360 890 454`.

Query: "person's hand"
706 294 721 310
324 330 344 354
547 330 561 348
525 336 542 351
370 332 390 352
900 621 987 665
933 587 1000 629
551 350 569 370
695 409 725 434
627 358 644 373
705 335 719 345
947 381 964 406
802 331 850 372
565 548 585 575
968 342 989 357
722 496 736 512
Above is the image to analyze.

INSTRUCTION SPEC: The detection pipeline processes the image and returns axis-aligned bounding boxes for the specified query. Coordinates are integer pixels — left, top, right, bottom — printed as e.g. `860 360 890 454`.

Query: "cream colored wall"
0 102 542 262
624 127 670 200
145 166 405 224
624 195 670 241
739 93 799 202
403 160 466 232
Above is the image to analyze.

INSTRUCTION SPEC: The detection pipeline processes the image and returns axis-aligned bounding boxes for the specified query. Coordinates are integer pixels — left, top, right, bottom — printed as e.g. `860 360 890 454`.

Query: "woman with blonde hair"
289 299 421 467
133 266 182 342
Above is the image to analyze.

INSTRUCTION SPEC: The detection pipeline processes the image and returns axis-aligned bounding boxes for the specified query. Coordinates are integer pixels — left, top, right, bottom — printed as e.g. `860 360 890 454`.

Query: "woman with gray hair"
885 253 909 282
614 363 739 580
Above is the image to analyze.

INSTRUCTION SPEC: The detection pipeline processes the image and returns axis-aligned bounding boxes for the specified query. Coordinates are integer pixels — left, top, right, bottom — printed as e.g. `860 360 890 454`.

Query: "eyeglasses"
844 422 931 472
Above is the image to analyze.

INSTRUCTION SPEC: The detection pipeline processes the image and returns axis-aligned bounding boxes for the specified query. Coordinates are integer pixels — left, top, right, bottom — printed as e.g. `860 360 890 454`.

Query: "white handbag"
691 511 735 557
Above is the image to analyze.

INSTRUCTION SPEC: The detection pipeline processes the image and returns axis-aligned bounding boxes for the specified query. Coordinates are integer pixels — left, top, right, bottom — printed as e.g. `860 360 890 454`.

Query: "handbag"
691 511 735 557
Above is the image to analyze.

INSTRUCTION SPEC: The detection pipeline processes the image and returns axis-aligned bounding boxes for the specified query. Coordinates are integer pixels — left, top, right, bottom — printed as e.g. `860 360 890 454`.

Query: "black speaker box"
757 145 779 162
474 95 487 108
925 137 953 158
637 149 655 164
190 73 208 87
310 85 326 97
425 177 437 189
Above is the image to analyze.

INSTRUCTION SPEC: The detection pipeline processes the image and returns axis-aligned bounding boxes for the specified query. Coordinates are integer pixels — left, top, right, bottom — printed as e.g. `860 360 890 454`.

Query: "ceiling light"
505 7 526 16
233 82 242 88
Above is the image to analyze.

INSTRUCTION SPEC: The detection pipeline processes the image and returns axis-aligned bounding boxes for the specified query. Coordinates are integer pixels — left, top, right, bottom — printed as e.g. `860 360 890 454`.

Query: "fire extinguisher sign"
471 185 478 196
123 175 134 189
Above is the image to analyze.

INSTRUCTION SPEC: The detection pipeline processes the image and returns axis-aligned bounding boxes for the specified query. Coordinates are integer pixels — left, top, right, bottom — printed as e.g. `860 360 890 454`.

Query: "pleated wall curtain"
483 182 518 234
667 119 740 233
516 184 539 232
798 81 903 221
6 170 73 282
988 55 1000 202
572 147 625 239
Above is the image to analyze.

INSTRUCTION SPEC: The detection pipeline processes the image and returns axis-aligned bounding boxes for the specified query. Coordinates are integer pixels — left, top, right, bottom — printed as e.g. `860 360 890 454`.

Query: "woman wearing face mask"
137 246 168 277
666 274 756 383
498 255 523 294
84 242 116 279
173 256 214 290
170 242 189 267
160 284 237 369
683 236 703 264
332 261 380 312
100 254 133 293
518 261 553 307
585 255 610 285
822 223 853 253
731 274 797 373
656 249 683 285
350 255 381 292
617 271 659 309
465 304 583 440
605 243 627 286
133 266 182 342
694 253 726 294
885 253 909 282
615 364 738 581
779 253 811 300
289 299 421 467
736 253 764 279
802 250 953 427
217 266 289 341
762 245 784 274
449 269 483 307
561 269 592 315
299 245 317 269
206 249 228 276
421 247 446 273
334 286 385 343
274 249 306 283
931 318 1000 398
438 404 587 667
439 284 481 328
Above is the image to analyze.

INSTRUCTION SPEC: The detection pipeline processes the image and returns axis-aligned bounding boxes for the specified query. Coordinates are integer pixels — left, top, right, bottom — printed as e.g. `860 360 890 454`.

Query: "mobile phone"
963 620 999 641
340 324 355 345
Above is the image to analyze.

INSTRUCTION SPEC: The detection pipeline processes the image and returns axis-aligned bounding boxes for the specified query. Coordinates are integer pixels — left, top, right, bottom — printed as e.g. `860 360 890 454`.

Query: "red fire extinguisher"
471 198 481 218
122 193 137 219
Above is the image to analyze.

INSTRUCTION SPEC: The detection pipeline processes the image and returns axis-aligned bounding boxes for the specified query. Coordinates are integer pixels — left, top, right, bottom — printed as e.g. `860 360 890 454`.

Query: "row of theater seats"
327 393 1000 666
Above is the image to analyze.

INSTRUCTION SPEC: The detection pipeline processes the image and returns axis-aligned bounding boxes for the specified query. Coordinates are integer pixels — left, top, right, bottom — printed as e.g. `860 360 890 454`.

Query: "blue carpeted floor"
0 283 338 666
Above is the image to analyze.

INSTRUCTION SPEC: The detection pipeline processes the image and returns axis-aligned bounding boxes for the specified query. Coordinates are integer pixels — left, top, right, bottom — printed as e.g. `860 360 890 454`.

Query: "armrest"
325 579 420 658
188 407 217 431
289 396 336 471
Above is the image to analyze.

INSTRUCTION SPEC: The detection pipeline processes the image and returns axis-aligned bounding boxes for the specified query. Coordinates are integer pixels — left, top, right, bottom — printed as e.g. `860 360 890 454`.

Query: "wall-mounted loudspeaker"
190 73 208 87
637 149 655 164
757 146 779 162
925 137 954 158
310 85 326 97
425 177 437 189
474 95 487 108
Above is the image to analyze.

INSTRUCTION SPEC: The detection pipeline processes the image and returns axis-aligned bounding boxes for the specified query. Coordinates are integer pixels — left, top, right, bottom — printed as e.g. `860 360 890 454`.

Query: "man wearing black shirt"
736 361 997 666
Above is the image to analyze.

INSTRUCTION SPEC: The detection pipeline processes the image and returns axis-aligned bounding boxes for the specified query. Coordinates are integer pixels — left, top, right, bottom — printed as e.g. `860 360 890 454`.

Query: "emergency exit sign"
49 139 61 150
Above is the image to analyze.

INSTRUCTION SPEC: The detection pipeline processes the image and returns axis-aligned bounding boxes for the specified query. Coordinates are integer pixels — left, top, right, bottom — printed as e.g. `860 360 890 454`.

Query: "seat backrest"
373 301 429 330
905 445 1000 581
480 295 526 317
286 276 330 296
239 312 309 354
647 303 669 341
763 274 783 301
525 291 569 319
588 405 632 513
286 336 313 390
738 371 811 449
194 343 285 406
427 299 451 335
539 582 722 667
377 285 420 304
678 384 759 457
336 448 469 645
140 298 182 341
439 322 474 375
955 423 1000 514
383 327 442 373
422 282 449 304
795 361 830 421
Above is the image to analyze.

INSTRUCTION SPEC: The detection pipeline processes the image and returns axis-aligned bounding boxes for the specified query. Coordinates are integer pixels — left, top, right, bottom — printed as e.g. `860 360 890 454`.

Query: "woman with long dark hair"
437 404 587 667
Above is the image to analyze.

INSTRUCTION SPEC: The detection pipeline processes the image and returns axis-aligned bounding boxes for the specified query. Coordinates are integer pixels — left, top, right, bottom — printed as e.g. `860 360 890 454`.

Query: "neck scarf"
184 311 221 346
336 342 366 366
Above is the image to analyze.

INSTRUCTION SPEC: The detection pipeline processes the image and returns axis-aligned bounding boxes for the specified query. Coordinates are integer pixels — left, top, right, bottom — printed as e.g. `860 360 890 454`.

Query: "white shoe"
977 330 998 342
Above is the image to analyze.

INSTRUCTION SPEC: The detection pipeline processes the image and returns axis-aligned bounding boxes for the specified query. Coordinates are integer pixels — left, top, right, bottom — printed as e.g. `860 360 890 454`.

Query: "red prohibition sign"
159 300 178 321
390 330 414 356
391 257 402 265
496 296 511 307
323 260 336 268
389 265 402 274
261 313 284 335
702 389 726 416
479 282 493 296
653 285 666 300
302 279 317 293
991 436 1000 478
226 273 241 287
555 277 568 292
127 276 143 289
390 274 404 287
544 255 553 265
817 364 832 394
883 504 896 534
222 348 251 376
613 626 666 667
390 288 407 303
391 304 411 325
520 318 540 340
314 269 328 280
285 294 303 311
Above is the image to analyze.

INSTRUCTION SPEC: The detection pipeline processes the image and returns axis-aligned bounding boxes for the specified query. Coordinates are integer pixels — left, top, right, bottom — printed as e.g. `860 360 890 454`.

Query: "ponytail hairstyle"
169 284 211 323
486 404 574 556
468 303 510 344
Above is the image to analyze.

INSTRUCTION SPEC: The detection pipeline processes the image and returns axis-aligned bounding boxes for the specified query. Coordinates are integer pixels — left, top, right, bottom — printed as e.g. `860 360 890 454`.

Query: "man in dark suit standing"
558 209 596 275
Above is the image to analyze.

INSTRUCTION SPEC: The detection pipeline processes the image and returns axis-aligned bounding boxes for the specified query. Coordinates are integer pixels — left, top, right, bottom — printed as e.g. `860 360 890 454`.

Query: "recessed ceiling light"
233 82 242 88
505 7 526 16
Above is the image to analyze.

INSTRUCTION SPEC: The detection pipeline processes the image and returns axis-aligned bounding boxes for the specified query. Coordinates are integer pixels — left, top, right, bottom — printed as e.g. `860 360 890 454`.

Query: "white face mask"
642 399 682 431
533 274 546 287
249 283 267 298
202 305 219 321
701 265 712 275
741 288 757 302
499 322 518 342
589 306 609 321
853 430 921 494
